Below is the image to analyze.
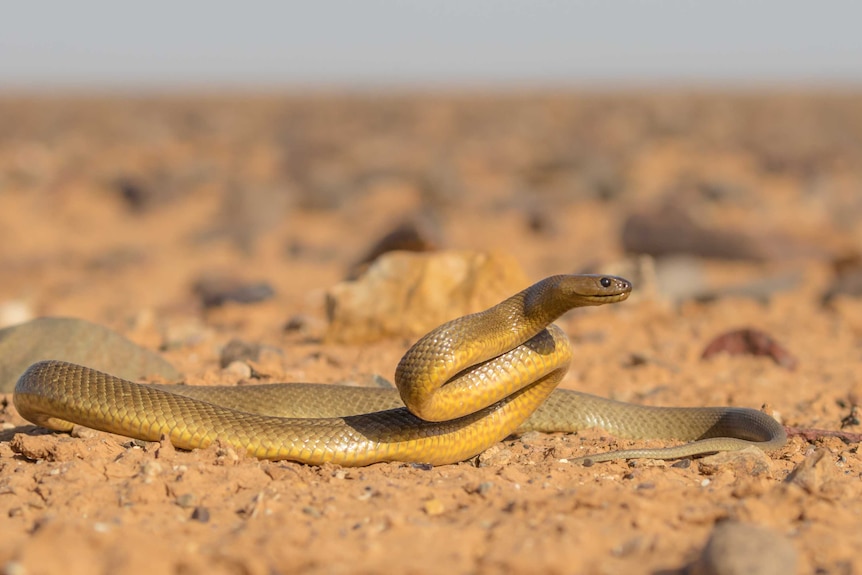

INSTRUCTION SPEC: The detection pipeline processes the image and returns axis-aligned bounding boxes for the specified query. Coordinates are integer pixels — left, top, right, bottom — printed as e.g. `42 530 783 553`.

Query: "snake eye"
600 277 612 288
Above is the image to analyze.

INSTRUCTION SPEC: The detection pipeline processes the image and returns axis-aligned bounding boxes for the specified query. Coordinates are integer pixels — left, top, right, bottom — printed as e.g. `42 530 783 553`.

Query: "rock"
113 176 154 213
348 216 443 280
422 498 446 516
223 361 253 379
697 446 774 477
701 328 797 370
175 493 197 509
191 506 211 523
477 445 513 467
621 204 767 261
784 449 842 495
822 255 862 304
0 317 179 392
192 275 275 308
622 203 825 263
219 338 263 368
688 521 797 575
325 250 528 343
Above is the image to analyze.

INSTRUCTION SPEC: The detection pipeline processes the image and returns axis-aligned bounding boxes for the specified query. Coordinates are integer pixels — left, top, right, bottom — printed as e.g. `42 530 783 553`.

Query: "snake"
13 274 786 467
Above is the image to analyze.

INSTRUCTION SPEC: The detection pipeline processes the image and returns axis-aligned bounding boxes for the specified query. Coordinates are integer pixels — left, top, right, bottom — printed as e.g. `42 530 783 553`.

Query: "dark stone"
701 328 797 370
219 338 263 368
193 276 275 308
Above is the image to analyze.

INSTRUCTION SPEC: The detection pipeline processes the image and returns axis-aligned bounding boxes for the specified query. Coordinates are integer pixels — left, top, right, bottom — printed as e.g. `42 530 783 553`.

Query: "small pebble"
224 361 252 379
113 176 153 212
476 482 494 495
175 494 197 509
92 522 111 534
193 276 275 308
423 499 446 516
191 506 211 523
302 506 322 518
219 338 263 367
139 460 163 481
477 445 513 467
357 486 377 501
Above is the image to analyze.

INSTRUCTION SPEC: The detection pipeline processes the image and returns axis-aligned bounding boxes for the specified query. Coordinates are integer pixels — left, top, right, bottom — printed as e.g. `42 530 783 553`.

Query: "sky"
1 0 860 90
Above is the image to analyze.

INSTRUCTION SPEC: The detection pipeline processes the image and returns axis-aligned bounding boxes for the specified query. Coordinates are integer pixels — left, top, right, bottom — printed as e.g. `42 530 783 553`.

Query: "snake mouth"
581 291 631 305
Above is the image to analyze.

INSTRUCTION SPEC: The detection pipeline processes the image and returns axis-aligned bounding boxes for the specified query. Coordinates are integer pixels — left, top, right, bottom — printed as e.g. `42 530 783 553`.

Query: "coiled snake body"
13 275 786 466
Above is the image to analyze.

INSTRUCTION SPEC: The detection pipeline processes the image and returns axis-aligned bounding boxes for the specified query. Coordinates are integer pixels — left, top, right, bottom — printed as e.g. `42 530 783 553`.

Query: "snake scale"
13 275 786 466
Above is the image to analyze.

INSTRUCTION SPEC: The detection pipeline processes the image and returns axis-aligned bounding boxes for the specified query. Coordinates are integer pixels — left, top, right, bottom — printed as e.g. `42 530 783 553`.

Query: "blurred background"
1 0 862 333
2 1 861 89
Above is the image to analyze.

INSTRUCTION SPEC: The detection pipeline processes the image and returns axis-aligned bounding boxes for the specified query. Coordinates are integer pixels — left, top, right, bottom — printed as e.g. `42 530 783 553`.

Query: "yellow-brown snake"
13 275 786 466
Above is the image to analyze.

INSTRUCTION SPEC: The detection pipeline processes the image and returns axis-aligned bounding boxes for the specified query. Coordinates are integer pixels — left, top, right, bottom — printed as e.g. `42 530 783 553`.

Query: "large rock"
0 317 179 392
325 250 528 343
689 521 797 575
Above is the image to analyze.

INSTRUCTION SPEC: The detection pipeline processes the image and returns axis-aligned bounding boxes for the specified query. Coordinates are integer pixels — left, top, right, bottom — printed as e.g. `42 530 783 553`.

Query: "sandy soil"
1 92 861 574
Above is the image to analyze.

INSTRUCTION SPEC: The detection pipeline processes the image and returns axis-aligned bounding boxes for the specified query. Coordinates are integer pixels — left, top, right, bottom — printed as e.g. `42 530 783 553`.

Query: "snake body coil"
13 275 786 466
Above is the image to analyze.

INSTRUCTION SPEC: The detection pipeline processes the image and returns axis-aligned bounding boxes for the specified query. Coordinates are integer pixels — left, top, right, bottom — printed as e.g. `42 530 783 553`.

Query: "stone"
422 498 446 516
784 448 840 495
696 446 774 477
701 328 797 370
621 202 824 263
325 250 528 343
223 361 253 379
219 338 263 368
822 255 862 304
0 317 179 392
347 216 443 280
688 521 797 575
192 275 275 308
621 204 766 261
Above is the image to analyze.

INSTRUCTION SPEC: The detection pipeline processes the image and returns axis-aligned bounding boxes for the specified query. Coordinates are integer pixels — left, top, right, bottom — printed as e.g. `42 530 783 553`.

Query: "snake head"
566 274 632 305
523 274 632 319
